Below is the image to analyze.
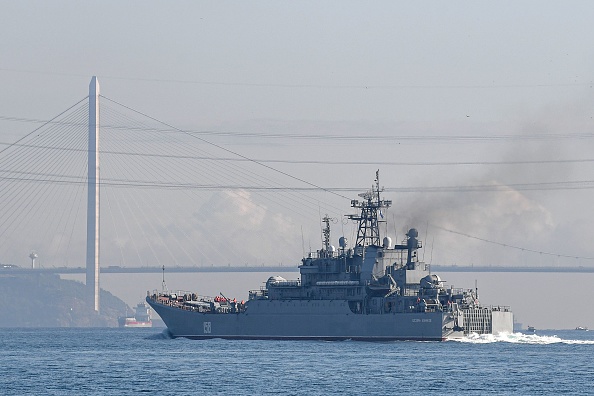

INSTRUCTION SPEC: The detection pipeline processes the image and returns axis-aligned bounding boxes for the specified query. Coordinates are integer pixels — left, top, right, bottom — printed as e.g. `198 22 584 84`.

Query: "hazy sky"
3 2 594 328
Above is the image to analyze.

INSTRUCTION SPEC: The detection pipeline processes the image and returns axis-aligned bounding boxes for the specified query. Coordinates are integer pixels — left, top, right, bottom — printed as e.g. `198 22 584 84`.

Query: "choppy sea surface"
2 328 593 395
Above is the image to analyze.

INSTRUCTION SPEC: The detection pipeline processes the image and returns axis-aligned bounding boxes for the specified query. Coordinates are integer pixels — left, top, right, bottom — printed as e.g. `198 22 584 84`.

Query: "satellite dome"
420 274 442 288
266 276 286 288
382 236 392 248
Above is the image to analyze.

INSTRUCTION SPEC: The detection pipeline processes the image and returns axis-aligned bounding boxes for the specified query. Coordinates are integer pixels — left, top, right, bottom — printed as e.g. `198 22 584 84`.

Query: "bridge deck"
3 265 594 274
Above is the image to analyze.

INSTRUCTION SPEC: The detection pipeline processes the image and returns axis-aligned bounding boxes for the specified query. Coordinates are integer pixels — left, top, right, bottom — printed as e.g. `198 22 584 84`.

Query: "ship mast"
347 170 392 247
322 215 331 252
320 214 337 257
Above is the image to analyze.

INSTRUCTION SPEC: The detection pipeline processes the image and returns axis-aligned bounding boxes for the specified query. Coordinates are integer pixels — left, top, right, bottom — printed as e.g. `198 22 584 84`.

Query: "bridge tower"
86 76 100 312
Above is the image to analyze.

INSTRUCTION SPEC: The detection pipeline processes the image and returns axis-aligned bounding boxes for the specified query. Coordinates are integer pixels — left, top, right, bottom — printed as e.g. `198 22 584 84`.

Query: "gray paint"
148 176 513 340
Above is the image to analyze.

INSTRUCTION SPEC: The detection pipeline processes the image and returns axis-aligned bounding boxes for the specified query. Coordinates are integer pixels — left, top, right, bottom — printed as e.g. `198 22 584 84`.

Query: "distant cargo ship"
147 172 513 341
118 302 152 328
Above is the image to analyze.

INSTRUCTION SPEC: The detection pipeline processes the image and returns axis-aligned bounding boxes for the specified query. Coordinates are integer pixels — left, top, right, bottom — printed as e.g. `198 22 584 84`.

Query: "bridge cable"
100 95 352 201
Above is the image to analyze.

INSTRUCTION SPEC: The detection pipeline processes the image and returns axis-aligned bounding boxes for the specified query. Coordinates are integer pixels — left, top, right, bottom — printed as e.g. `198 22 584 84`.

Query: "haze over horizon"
2 2 594 328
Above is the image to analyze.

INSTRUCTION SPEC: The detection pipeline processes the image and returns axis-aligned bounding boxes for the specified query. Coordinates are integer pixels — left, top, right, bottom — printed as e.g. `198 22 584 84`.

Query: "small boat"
575 326 588 331
526 326 536 333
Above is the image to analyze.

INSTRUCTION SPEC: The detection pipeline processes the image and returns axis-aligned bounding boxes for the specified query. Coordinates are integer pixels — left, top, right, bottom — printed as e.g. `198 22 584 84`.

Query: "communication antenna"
301 226 305 257
422 221 429 262
322 215 331 251
318 204 323 246
162 265 167 291
347 170 391 247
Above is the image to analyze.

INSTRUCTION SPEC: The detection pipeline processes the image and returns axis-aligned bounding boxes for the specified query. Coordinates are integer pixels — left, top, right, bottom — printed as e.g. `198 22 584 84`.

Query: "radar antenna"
347 170 392 247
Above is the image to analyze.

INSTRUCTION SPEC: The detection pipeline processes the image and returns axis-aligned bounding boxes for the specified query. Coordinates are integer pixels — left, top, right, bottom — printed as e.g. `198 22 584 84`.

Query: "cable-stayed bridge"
2 77 594 311
0 77 358 311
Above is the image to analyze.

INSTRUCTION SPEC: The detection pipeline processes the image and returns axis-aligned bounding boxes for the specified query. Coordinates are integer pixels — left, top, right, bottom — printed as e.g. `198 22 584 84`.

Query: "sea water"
1 328 593 395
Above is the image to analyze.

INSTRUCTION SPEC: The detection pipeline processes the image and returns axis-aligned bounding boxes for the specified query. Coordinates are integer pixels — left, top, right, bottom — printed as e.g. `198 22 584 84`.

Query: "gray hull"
148 297 465 341
147 174 514 341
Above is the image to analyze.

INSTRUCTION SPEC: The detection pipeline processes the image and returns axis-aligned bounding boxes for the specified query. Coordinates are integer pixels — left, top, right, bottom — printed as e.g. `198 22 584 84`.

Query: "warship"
147 172 513 341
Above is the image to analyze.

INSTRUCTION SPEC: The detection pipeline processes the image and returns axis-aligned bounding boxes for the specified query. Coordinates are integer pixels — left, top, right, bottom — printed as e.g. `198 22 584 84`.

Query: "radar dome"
266 276 286 288
407 228 419 238
420 274 442 288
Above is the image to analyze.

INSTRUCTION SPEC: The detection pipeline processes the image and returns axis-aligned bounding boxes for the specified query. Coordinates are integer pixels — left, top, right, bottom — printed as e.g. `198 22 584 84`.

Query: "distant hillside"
0 272 128 327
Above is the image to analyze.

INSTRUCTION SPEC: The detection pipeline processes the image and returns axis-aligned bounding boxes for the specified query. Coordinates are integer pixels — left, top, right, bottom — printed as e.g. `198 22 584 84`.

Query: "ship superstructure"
118 302 152 328
147 172 513 340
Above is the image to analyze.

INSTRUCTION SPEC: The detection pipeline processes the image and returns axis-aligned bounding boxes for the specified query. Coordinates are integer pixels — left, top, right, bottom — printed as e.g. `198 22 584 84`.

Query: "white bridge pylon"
86 76 100 312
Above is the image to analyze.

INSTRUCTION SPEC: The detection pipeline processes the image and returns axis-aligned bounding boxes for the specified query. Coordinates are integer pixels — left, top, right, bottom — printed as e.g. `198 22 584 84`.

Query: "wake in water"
145 329 174 340
454 332 594 345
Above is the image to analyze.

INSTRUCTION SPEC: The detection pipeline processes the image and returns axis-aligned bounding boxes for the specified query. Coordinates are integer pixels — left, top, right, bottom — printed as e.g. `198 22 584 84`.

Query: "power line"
1 67 592 90
4 114 594 143
3 173 594 193
432 224 594 261
3 142 594 167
